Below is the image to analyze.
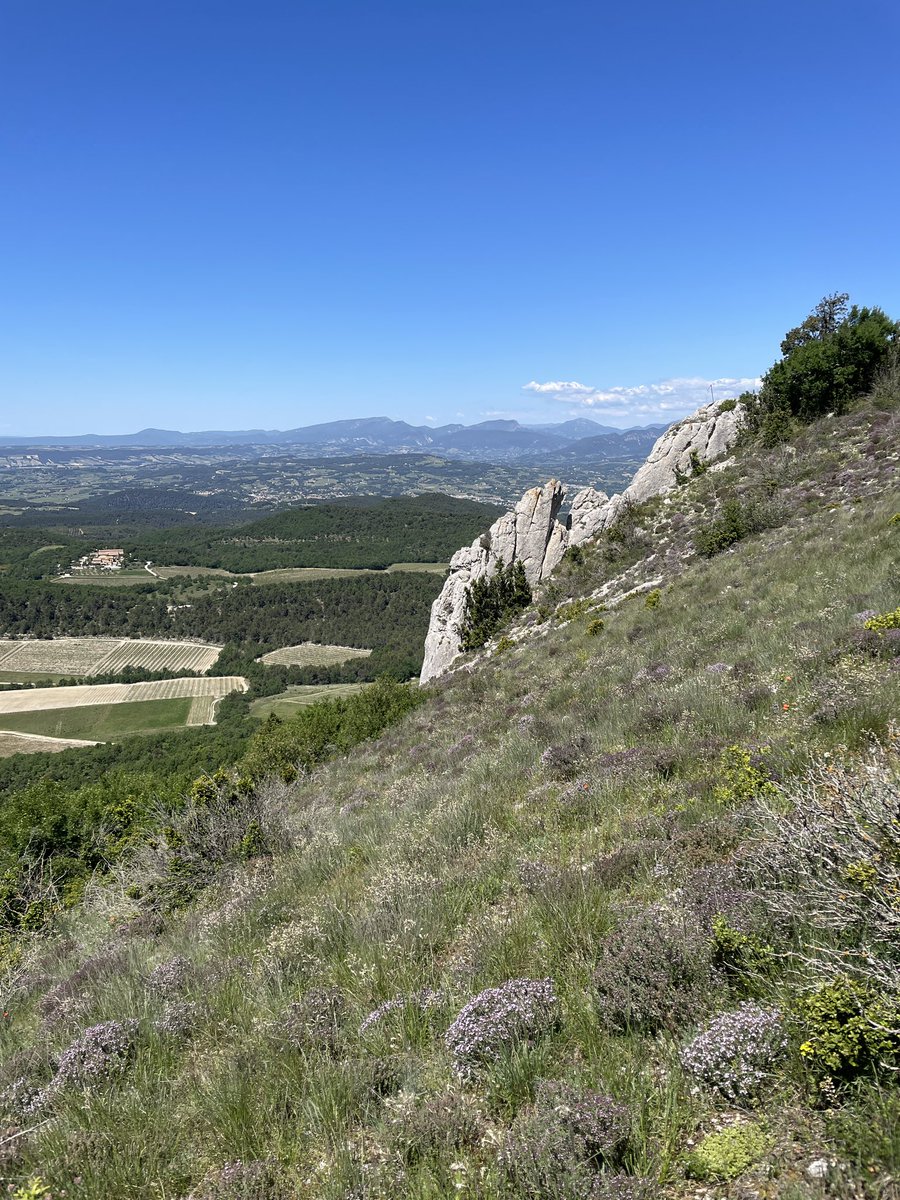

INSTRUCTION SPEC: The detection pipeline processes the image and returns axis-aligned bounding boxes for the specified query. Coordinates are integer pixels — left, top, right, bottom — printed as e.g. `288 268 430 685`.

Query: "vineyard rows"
0 676 247 715
0 637 221 677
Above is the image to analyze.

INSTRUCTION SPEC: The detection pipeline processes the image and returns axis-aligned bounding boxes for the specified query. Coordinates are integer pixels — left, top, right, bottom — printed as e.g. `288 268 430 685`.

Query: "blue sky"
1 0 898 435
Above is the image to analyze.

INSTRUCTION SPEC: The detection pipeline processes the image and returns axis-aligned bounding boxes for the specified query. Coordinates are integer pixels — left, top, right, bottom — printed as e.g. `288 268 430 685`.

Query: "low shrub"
680 1003 787 1100
864 606 900 633
694 494 783 558
184 1159 287 1200
497 1080 632 1199
383 1088 484 1164
750 752 900 992
593 910 713 1033
52 1018 139 1091
275 987 348 1054
685 1120 771 1181
710 915 775 987
445 978 559 1077
794 977 900 1081
146 954 193 997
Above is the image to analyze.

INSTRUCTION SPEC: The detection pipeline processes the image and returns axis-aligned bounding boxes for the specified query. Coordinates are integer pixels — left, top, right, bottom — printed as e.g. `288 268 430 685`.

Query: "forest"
127 492 502 571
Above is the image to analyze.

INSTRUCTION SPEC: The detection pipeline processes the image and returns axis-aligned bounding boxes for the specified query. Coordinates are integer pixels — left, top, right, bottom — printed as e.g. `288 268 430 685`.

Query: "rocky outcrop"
624 401 743 503
420 399 744 684
419 481 567 684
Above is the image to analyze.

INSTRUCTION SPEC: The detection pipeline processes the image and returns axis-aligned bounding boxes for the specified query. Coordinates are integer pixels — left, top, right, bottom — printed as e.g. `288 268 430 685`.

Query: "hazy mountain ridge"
0 415 668 463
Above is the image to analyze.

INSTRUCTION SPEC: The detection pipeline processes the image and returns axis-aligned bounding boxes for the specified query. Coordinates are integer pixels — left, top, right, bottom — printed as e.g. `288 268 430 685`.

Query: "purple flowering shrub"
147 955 194 997
155 1000 200 1040
52 1018 139 1091
0 1075 49 1120
680 1003 787 1100
540 738 589 779
497 1080 634 1199
37 948 127 1033
445 978 559 1076
593 910 712 1033
383 1088 484 1164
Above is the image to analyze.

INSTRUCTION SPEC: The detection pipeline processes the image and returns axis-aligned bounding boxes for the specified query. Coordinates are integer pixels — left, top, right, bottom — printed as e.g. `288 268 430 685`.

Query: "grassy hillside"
0 391 897 1197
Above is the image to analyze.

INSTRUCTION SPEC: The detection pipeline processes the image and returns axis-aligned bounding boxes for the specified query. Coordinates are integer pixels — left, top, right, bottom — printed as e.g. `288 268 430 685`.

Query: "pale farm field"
0 637 222 677
0 676 247 719
257 643 372 668
0 730 100 758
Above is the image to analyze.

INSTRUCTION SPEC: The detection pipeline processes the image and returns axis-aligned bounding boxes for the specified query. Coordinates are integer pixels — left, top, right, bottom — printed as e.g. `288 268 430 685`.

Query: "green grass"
249 683 367 717
0 696 193 740
0 670 68 683
0 403 898 1199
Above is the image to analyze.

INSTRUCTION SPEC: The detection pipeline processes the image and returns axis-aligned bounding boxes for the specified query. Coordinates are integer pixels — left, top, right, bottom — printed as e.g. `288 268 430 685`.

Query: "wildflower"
680 1004 786 1100
445 978 558 1077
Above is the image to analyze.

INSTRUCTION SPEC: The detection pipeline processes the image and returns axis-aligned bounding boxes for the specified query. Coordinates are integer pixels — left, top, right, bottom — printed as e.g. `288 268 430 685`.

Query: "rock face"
624 401 743 503
420 400 743 684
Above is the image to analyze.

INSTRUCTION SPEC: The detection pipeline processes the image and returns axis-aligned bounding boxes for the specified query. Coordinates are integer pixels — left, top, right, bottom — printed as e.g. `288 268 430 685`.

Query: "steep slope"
1 401 897 1199
421 399 744 683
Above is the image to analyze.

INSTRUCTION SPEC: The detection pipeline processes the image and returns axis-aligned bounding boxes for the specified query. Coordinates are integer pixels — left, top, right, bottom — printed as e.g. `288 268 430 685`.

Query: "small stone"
806 1158 832 1179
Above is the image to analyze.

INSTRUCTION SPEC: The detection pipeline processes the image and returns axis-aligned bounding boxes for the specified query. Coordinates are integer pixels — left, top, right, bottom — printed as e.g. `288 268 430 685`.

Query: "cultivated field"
249 683 366 718
56 563 449 586
0 730 100 758
257 642 372 668
0 698 193 742
0 637 222 677
0 675 247 717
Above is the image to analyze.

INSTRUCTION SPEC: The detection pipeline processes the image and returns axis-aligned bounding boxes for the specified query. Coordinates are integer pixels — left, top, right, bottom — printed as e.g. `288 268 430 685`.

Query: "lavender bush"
498 1080 633 1199
52 1018 139 1091
445 978 559 1077
680 1003 787 1100
147 955 193 997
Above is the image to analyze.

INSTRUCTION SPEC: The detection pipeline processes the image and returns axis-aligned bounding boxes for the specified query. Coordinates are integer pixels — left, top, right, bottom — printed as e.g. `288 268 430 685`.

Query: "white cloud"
523 376 760 420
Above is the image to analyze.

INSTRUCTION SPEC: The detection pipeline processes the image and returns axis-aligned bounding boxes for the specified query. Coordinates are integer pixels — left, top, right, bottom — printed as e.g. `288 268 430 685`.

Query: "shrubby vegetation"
0 303 897 1196
744 292 899 444
460 560 532 650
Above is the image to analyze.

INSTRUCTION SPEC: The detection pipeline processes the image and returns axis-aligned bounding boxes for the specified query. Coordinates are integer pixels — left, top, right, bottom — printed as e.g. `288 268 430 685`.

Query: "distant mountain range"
0 416 669 465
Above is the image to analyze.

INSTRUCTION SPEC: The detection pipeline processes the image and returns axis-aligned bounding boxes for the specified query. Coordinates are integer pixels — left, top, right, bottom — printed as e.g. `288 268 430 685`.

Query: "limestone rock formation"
624 401 743 503
419 481 566 684
420 399 744 684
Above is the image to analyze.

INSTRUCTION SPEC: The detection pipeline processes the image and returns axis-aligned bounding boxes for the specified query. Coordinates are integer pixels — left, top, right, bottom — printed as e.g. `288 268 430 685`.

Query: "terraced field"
257 642 372 668
0 637 222 678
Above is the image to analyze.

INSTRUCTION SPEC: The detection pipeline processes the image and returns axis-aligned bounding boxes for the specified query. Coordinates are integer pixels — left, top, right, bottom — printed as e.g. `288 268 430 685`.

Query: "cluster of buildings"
69 548 126 572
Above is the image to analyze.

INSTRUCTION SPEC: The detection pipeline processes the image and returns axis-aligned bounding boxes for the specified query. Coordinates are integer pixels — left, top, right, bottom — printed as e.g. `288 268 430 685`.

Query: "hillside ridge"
421 400 744 682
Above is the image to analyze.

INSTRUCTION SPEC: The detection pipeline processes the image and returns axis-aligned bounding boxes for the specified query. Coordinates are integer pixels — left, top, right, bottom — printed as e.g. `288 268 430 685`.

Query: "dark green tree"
460 560 532 651
758 295 898 426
